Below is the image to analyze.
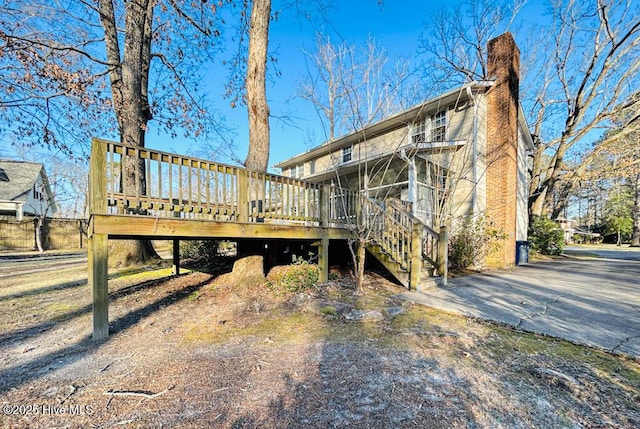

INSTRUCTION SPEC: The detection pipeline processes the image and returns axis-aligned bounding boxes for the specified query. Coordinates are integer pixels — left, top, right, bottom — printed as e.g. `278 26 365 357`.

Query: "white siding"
516 127 529 241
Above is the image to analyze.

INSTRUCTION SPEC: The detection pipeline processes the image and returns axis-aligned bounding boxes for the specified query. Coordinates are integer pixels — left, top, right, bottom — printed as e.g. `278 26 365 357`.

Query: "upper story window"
410 109 448 145
342 146 353 163
290 164 303 178
410 122 426 144
0 168 9 182
33 186 45 201
431 110 447 142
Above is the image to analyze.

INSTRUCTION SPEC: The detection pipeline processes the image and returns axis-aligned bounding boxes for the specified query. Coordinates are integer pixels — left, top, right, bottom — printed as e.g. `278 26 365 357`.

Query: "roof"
275 81 495 169
275 80 535 169
0 160 47 202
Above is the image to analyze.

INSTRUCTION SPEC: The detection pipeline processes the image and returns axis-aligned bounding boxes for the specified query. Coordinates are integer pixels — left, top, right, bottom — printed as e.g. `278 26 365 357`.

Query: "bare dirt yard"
0 253 639 428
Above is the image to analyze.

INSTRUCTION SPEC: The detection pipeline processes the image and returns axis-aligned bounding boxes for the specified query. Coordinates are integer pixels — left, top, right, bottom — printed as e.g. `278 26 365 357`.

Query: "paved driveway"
402 249 640 359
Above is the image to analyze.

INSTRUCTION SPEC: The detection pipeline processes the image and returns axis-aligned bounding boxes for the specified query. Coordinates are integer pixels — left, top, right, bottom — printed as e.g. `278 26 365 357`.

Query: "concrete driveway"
402 247 640 359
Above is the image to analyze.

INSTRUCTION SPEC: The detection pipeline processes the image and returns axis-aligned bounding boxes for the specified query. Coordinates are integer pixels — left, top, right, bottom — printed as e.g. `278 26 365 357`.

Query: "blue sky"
151 0 458 171
1 0 551 171
182 0 550 172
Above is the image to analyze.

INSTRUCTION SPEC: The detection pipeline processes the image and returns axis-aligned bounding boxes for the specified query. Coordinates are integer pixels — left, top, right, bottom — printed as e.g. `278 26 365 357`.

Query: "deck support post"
89 138 109 340
410 224 423 291
89 232 109 340
172 239 180 275
438 226 449 285
318 238 329 283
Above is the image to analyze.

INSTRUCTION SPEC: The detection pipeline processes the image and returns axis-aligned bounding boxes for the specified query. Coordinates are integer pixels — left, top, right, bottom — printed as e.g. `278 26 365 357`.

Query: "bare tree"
529 0 640 219
419 0 525 88
298 34 422 289
300 35 416 142
419 0 640 221
580 94 640 245
1 0 231 264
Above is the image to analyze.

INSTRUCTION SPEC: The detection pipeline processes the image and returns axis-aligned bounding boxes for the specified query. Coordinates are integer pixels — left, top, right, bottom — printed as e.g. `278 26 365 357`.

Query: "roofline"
275 81 494 169
518 104 535 151
300 140 467 183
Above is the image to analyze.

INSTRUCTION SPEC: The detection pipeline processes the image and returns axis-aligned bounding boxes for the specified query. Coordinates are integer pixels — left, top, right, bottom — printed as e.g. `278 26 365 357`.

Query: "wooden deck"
88 138 446 340
88 139 359 340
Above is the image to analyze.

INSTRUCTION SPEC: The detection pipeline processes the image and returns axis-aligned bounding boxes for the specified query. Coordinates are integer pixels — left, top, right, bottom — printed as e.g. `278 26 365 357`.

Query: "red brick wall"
485 33 520 267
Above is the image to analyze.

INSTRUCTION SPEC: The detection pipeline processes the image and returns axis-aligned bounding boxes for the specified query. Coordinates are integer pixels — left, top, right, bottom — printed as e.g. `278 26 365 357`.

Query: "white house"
276 33 534 269
0 160 57 221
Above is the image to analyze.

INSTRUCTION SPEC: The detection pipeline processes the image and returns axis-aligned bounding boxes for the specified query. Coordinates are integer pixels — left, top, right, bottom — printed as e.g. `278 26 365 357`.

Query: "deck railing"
89 138 445 282
89 139 357 226
361 196 446 280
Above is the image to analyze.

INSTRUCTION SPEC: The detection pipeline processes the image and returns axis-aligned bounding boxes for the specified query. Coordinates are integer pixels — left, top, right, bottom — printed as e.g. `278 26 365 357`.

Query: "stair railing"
360 195 447 285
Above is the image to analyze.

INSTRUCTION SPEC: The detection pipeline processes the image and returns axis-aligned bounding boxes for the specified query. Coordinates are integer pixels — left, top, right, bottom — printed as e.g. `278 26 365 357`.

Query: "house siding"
516 127 529 241
445 97 487 226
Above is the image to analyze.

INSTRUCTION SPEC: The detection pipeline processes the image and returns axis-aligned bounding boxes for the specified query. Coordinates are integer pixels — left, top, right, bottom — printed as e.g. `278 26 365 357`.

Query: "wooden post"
89 138 109 340
90 139 108 215
172 206 180 275
410 223 422 291
90 233 109 340
318 237 329 283
172 239 180 275
320 184 330 227
237 169 249 223
438 226 449 286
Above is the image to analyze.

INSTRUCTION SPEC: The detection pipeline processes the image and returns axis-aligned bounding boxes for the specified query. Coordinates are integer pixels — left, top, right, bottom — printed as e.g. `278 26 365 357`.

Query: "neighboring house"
276 33 534 269
557 218 576 243
557 218 601 244
0 160 57 221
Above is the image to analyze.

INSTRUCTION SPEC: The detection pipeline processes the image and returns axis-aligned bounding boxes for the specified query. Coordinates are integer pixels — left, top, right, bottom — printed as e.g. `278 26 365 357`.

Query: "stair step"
416 276 445 292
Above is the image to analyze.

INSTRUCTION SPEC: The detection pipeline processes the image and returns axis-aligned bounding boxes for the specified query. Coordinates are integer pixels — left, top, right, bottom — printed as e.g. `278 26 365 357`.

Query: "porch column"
407 157 417 217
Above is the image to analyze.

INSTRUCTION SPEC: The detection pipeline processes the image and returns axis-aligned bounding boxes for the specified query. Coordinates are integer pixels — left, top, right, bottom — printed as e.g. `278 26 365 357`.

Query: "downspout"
466 86 479 215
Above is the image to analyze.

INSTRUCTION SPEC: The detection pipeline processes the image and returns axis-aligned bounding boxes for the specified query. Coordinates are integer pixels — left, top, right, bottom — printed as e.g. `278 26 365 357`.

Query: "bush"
449 215 507 270
179 240 235 274
180 239 220 264
266 256 319 294
529 216 564 255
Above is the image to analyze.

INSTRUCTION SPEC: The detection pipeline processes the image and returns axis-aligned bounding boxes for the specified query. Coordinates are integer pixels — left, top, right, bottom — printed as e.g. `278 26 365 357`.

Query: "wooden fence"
0 217 87 251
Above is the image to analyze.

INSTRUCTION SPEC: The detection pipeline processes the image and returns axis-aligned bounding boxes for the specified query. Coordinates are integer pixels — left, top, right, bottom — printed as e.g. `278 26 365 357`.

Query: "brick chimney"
485 33 520 267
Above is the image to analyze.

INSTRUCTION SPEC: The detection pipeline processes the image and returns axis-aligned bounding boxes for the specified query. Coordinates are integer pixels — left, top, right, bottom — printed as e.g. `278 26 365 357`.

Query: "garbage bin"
516 241 530 265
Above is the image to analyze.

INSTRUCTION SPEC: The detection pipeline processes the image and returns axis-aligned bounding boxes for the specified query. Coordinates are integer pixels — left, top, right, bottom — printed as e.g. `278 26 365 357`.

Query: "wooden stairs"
360 197 447 291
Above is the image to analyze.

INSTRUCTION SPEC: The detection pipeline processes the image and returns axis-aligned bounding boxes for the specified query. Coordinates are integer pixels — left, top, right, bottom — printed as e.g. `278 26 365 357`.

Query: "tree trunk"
108 239 158 268
631 172 640 247
35 217 44 253
348 239 366 292
99 0 158 266
244 0 271 172
356 241 365 291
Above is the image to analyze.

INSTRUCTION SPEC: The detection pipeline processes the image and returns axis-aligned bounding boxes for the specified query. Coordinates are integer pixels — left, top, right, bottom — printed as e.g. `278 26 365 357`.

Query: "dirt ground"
0 256 639 428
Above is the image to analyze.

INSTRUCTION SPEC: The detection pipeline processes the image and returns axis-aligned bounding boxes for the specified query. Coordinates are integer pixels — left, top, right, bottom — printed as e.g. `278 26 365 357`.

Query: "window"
290 164 303 178
33 186 44 201
309 160 315 175
410 121 426 144
431 110 447 142
342 146 352 163
0 168 8 182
